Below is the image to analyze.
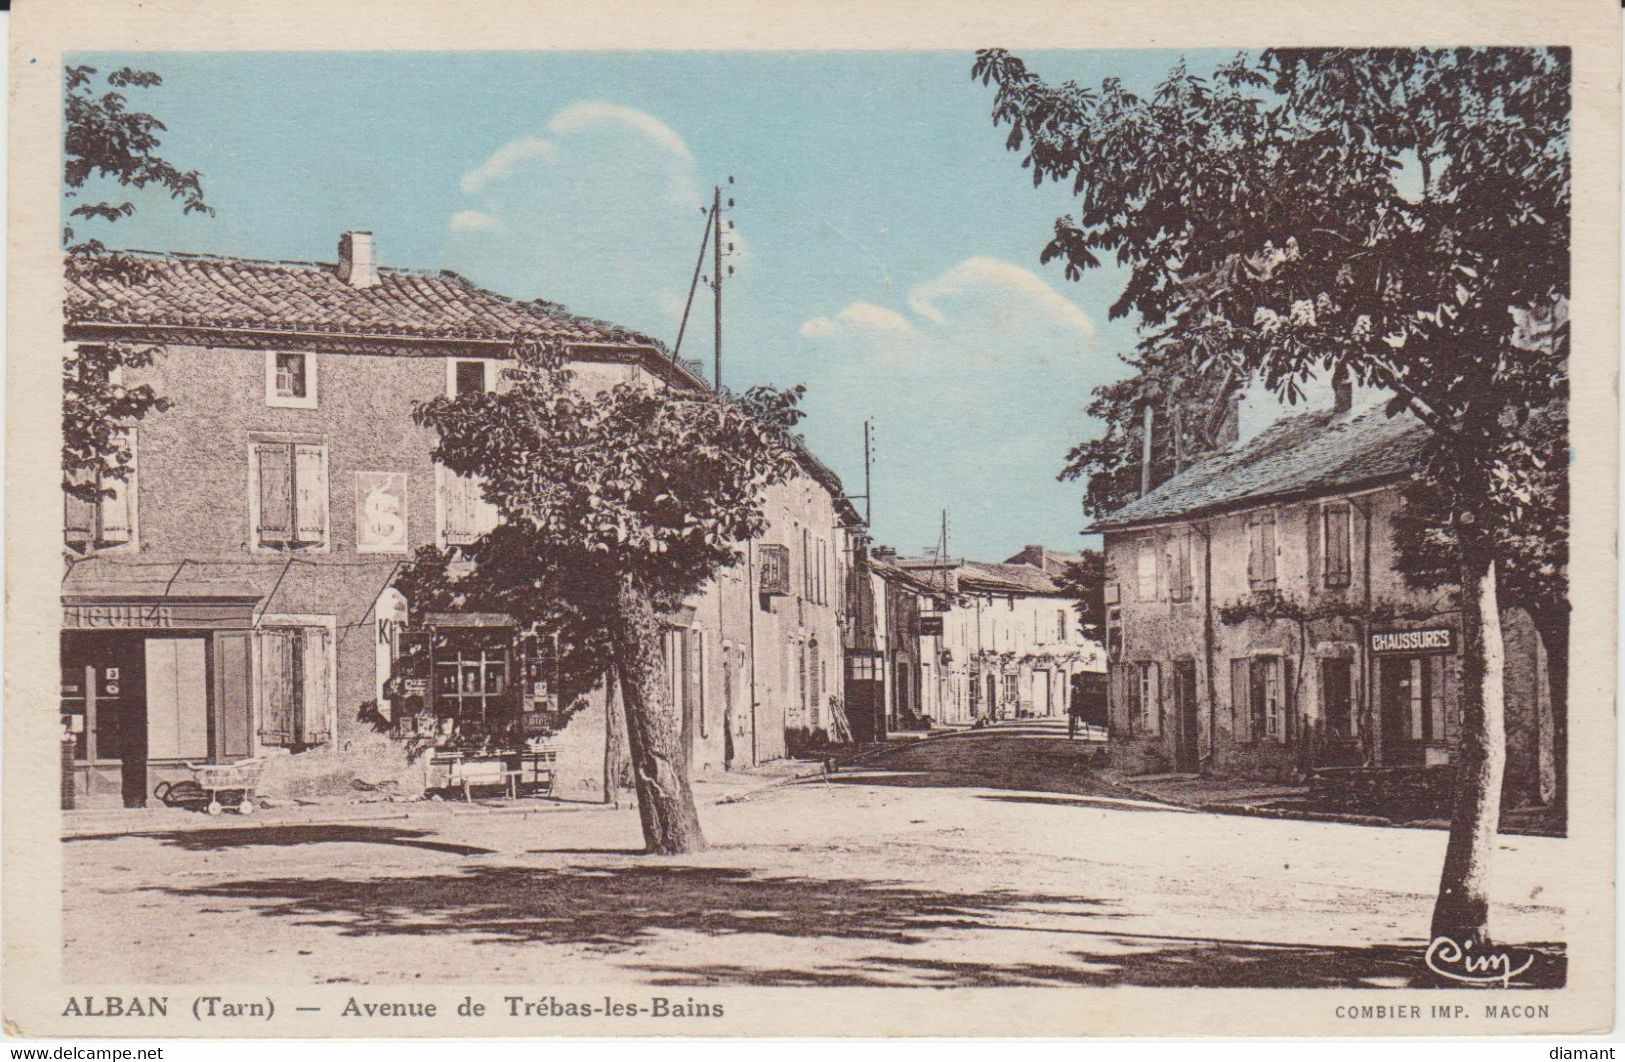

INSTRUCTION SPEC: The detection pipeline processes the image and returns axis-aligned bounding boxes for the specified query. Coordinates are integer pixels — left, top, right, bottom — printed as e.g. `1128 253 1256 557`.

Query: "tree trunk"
1528 602 1568 813
608 574 707 854
603 668 626 808
1431 552 1507 945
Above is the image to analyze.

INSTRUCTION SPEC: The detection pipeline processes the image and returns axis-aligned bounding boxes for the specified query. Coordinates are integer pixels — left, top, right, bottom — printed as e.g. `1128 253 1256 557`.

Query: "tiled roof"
896 556 1070 596
1088 404 1429 532
64 250 665 349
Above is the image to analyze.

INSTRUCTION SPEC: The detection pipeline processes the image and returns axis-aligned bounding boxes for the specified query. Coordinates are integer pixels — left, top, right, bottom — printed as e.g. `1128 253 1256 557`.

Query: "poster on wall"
355 471 408 553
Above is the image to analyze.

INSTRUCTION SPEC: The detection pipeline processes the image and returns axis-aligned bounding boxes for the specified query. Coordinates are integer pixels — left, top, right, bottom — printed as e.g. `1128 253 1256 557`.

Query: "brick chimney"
1217 394 1242 446
1011 544 1049 573
1332 366 1354 415
337 231 379 289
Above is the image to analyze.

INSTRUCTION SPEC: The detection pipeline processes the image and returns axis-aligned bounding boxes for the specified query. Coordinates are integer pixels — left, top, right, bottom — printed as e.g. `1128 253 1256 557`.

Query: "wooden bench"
438 746 559 801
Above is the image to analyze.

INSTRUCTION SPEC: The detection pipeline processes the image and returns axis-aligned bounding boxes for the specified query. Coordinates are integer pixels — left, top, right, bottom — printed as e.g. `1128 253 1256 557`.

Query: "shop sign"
1369 627 1456 655
356 472 409 553
63 601 256 630
920 616 944 636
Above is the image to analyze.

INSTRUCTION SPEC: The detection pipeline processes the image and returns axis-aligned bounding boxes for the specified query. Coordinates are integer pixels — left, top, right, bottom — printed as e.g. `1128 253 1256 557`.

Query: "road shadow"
148 860 1563 988
64 824 496 857
636 932 1567 989
975 793 1185 814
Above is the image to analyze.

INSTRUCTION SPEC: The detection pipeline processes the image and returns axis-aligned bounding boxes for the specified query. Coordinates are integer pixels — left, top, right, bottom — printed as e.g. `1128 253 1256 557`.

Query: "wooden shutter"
1282 656 1296 745
214 631 254 760
1231 658 1253 743
299 626 333 744
256 444 294 545
294 444 327 544
1325 506 1351 587
1146 661 1162 736
64 480 97 543
1250 659 1268 742
257 628 299 745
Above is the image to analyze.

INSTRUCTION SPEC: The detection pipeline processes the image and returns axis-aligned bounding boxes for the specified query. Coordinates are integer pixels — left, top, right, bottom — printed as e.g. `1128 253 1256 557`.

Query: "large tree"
413 339 803 854
63 64 213 504
975 47 1569 945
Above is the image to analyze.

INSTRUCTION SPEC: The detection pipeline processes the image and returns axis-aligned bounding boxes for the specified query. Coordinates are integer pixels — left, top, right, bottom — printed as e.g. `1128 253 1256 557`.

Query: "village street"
62 721 1566 990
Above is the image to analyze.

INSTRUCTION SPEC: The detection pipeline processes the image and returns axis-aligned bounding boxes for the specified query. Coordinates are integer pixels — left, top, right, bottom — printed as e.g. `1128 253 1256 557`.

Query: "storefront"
1370 626 1457 768
61 593 259 807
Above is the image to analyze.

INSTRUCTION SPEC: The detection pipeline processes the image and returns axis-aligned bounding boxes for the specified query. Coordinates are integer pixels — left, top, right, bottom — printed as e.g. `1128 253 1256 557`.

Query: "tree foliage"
975 46 1570 942
410 338 806 852
63 65 213 501
1052 551 1106 642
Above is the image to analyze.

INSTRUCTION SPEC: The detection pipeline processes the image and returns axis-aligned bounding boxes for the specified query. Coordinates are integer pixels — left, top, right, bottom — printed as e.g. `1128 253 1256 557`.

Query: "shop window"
257 625 334 747
266 351 318 409
65 429 137 553
1247 513 1277 591
251 439 328 551
1323 504 1352 589
430 635 509 727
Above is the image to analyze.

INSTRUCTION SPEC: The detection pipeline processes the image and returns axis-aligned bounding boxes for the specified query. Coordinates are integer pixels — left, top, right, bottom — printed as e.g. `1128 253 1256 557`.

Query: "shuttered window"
257 626 334 747
1170 530 1193 601
254 441 328 549
1138 662 1162 736
441 467 500 546
1231 658 1254 744
1323 504 1352 588
64 430 136 550
1247 513 1277 590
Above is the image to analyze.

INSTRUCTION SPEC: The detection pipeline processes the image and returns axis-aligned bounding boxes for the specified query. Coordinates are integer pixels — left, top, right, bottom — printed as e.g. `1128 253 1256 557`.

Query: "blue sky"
70 49 1234 560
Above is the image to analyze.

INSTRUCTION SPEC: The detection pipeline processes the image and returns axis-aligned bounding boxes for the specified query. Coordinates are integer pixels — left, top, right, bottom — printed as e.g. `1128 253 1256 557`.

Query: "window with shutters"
65 429 138 553
1169 530 1193 602
250 439 328 551
1323 503 1352 589
256 623 334 747
1057 609 1068 642
1136 540 1158 600
1248 512 1278 591
265 351 318 409
1230 657 1254 743
437 464 500 547
447 358 495 397
1248 655 1288 744
1137 661 1162 736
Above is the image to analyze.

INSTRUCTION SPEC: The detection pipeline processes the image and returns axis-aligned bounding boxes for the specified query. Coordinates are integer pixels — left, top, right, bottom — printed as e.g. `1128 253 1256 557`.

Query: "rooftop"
64 249 666 350
1088 404 1429 533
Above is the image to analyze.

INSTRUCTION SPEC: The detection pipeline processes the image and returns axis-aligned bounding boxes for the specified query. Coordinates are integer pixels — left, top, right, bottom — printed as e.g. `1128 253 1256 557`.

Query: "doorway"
1173 660 1199 772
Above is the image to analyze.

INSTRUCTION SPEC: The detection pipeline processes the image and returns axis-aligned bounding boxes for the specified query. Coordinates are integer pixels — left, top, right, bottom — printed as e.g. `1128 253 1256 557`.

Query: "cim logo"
1424 936 1535 987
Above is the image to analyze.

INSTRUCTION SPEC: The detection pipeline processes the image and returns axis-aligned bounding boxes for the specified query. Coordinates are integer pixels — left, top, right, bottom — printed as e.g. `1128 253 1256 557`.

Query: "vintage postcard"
4 0 1618 1040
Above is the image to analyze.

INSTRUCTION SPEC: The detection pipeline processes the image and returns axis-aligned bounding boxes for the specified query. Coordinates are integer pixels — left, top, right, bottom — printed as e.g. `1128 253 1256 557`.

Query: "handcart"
181 757 267 815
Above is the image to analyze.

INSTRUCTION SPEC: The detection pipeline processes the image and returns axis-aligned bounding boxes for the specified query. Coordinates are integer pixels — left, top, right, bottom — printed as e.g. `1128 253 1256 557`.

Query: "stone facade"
60 244 859 806
1100 484 1557 806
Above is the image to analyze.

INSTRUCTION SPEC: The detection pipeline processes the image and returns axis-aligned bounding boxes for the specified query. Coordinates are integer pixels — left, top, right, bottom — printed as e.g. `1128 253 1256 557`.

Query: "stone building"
1088 393 1558 807
903 548 1105 726
60 234 859 806
843 546 930 741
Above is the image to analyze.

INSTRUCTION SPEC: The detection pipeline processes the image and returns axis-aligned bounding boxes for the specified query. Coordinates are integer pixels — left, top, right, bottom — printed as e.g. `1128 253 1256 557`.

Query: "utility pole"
863 419 873 528
713 184 723 393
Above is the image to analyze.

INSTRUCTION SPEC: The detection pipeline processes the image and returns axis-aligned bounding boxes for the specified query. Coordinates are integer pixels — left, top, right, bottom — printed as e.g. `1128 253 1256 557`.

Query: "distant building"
1088 394 1556 805
900 547 1105 726
842 546 931 741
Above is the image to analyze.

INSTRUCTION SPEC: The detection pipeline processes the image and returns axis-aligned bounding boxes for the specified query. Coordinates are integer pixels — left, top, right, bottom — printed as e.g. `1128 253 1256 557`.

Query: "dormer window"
266 351 317 409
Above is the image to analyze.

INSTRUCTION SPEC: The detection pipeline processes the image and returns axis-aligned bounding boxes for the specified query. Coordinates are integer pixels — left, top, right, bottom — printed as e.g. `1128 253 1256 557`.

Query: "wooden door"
213 631 254 761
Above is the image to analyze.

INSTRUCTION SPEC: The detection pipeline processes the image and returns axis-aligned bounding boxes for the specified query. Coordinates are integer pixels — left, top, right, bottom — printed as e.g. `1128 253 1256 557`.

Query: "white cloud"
906 257 1096 338
458 135 559 195
800 300 915 338
449 209 504 233
546 100 694 163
